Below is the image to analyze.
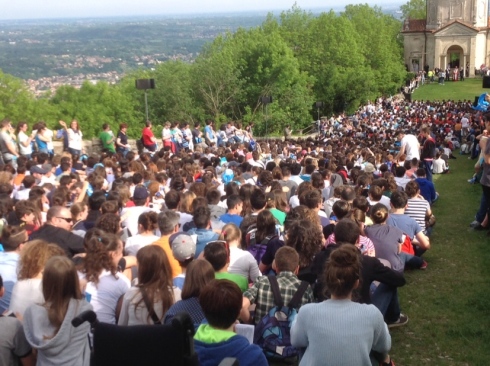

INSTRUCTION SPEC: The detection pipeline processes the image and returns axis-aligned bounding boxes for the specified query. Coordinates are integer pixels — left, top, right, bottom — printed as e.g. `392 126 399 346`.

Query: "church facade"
402 0 489 76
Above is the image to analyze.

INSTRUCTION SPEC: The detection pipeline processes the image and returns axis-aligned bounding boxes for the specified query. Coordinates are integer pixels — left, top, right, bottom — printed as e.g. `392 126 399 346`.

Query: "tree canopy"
400 0 427 20
0 4 407 138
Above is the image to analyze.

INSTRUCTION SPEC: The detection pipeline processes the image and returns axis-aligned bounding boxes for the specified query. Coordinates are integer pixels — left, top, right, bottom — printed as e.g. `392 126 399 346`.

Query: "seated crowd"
0 95 485 366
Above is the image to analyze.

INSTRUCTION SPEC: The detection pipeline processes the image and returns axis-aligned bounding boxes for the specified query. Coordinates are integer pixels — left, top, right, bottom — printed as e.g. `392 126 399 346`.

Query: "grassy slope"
390 80 490 365
412 78 486 102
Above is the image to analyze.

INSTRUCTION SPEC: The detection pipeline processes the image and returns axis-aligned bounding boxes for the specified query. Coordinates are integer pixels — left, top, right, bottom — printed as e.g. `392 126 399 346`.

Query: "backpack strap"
287 281 309 309
267 275 284 308
140 288 161 325
260 235 276 245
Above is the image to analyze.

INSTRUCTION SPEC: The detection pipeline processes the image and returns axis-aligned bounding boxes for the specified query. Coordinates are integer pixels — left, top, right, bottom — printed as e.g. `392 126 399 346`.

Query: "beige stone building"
402 0 489 77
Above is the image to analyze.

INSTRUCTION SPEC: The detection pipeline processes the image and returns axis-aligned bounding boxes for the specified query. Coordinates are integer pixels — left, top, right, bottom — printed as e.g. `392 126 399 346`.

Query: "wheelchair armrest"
218 358 239 366
72 310 98 327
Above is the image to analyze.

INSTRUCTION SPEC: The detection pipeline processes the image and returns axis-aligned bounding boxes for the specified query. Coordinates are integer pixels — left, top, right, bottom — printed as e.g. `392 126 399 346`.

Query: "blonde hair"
219 223 242 243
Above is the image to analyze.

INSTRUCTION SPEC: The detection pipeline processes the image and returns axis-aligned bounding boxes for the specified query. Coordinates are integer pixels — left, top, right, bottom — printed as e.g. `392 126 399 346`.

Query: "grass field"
412 77 486 102
389 80 490 365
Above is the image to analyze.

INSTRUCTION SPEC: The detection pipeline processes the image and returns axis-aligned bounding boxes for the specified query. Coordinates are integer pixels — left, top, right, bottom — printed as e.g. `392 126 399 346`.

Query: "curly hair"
95 213 121 234
18 240 65 280
80 228 120 284
286 219 323 268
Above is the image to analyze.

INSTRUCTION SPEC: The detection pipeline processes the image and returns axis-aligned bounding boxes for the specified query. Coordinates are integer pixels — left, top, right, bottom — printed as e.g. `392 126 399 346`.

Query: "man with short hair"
220 194 243 226
414 168 438 204
387 191 430 255
29 206 84 258
152 210 183 278
395 131 420 162
241 246 313 325
99 123 116 153
121 185 156 236
186 206 219 257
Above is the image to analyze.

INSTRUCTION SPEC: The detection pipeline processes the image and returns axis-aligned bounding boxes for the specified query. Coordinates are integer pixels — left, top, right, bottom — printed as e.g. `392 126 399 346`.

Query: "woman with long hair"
60 119 83 157
291 245 392 365
118 245 180 325
124 211 160 256
16 121 36 159
164 259 215 328
219 223 261 283
79 228 130 324
9 240 65 316
23 256 93 366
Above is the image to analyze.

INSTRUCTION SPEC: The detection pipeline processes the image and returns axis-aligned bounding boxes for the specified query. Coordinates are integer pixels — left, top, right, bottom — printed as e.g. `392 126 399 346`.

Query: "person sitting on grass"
194 279 268 366
203 241 248 292
414 168 438 205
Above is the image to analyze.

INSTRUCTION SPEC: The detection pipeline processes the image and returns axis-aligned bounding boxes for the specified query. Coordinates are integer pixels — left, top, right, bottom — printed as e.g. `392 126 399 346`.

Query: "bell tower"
426 0 487 29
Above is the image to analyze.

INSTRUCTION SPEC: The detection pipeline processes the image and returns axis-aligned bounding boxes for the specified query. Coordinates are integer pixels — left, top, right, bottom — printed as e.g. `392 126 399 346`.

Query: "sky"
0 0 405 20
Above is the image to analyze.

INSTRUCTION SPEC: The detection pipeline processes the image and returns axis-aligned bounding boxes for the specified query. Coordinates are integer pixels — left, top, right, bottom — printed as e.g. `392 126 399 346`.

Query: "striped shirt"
405 198 430 231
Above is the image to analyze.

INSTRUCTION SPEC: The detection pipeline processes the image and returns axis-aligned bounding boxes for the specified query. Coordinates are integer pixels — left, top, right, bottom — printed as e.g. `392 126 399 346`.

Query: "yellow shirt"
152 236 181 278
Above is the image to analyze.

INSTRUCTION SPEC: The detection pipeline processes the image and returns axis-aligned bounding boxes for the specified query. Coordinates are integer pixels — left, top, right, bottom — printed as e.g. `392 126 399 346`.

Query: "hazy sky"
1 0 404 20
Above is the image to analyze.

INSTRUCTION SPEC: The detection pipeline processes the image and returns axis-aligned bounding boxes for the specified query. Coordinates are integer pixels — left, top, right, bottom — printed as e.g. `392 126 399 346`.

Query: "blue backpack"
246 228 275 265
254 276 309 359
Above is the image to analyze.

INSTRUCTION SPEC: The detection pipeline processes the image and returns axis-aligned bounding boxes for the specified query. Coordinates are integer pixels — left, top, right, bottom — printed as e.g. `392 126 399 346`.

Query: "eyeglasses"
57 217 73 223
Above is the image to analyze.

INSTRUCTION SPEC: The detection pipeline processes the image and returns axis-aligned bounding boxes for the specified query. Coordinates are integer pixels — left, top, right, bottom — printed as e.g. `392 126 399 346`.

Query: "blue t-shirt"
204 126 214 141
386 213 422 240
219 213 243 227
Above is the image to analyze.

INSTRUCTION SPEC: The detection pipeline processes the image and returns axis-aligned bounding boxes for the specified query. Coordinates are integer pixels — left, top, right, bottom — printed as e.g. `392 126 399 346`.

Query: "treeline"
0 5 407 138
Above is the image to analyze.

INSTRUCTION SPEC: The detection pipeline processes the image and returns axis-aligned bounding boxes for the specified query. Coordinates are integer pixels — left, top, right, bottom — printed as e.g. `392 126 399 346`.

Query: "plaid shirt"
244 271 314 325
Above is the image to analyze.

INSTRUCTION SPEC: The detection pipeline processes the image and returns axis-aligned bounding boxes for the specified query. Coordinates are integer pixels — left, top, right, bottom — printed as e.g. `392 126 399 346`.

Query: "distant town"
0 6 404 97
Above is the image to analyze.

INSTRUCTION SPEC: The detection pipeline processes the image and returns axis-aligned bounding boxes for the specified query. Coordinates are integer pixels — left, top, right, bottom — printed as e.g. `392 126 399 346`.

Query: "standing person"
192 122 206 149
204 120 217 146
420 126 436 182
478 136 490 237
16 122 36 159
284 124 292 140
60 120 83 157
116 123 131 156
23 256 93 366
395 130 420 162
0 119 19 168
141 120 157 152
291 245 393 366
34 122 51 155
99 123 116 153
161 121 174 152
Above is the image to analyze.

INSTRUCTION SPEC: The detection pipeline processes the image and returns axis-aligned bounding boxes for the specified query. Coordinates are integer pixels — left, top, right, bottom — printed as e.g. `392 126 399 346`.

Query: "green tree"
400 0 427 19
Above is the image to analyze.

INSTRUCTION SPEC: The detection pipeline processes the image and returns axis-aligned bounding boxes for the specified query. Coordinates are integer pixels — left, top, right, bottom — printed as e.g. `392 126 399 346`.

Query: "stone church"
402 0 489 76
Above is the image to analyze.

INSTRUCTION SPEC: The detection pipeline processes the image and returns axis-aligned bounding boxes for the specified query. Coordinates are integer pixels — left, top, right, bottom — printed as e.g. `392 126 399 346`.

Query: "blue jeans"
424 160 433 182
372 284 401 323
68 148 81 157
476 194 487 223
400 252 424 269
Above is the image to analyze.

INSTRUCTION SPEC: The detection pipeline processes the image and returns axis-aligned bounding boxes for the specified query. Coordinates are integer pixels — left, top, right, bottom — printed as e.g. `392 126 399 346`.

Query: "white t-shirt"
121 206 157 237
368 195 391 210
18 131 32 155
67 128 83 150
228 247 261 283
9 278 43 316
118 286 181 326
44 129 54 151
124 234 160 256
401 134 420 160
82 270 130 324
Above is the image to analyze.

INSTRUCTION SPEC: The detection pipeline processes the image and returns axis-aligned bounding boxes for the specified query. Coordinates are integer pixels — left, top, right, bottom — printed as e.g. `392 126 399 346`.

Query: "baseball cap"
170 233 196 262
133 186 149 200
30 166 48 175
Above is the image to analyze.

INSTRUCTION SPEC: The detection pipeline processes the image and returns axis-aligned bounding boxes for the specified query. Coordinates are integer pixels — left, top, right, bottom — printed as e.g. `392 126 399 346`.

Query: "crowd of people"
0 94 487 366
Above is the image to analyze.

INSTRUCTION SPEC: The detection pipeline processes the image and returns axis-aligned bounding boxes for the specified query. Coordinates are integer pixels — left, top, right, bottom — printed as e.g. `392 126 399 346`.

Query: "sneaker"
468 177 476 183
470 220 481 228
420 260 428 270
388 314 409 328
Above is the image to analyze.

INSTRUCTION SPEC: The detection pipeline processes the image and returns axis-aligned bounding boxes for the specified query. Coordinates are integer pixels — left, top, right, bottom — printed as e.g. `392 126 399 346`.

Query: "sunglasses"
57 217 73 223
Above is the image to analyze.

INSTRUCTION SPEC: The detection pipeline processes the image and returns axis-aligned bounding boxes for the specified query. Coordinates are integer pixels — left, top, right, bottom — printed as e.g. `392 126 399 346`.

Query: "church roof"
401 19 427 33
433 20 479 34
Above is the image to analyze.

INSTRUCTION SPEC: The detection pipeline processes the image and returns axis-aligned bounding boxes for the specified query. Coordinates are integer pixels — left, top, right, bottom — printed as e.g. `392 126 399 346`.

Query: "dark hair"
164 190 180 210
181 259 215 300
100 200 119 215
405 180 419 198
199 279 242 329
390 191 408 209
250 188 266 210
226 194 242 210
205 188 221 205
324 245 361 298
255 210 276 243
299 189 322 209
138 211 158 232
95 213 121 234
286 220 322 268
370 203 389 224
334 219 361 245
203 241 228 271
89 191 106 211
332 200 351 220
0 225 27 251
193 206 211 229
